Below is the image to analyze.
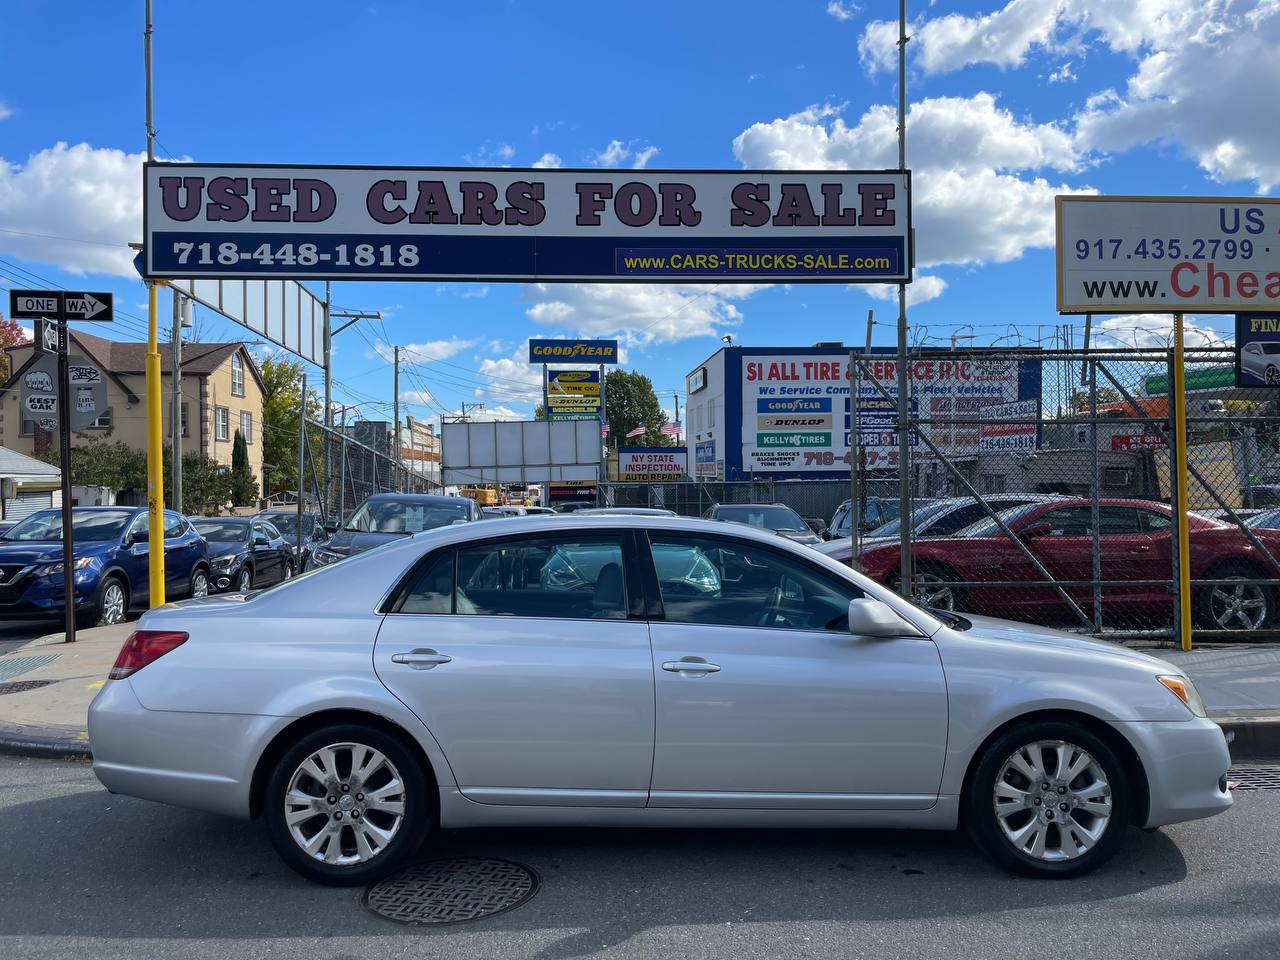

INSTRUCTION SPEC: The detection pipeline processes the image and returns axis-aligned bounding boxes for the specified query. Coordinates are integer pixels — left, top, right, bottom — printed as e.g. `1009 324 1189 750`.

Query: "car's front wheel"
96 576 129 626
189 567 210 599
966 721 1131 878
235 567 252 593
264 724 430 885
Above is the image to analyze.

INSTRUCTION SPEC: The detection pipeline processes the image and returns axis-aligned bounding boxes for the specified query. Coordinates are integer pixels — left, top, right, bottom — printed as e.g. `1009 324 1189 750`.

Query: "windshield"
869 500 956 539
260 514 300 536
3 509 134 543
192 519 250 542
1247 509 1280 529
952 503 1046 539
346 499 469 534
715 505 807 532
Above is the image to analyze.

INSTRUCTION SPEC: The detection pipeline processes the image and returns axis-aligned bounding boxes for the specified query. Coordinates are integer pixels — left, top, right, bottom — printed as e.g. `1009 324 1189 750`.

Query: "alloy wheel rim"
913 571 955 610
993 739 1112 862
284 742 406 866
102 583 126 624
1268 366 1280 385
1210 576 1267 629
237 570 251 592
192 572 209 598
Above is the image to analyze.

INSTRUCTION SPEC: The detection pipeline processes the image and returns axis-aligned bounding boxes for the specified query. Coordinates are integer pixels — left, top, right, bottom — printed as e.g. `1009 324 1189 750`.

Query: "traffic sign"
20 353 107 432
8 289 113 323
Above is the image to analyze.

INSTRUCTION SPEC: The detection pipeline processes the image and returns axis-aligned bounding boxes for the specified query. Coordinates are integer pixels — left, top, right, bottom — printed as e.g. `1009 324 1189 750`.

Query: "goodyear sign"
547 368 602 420
529 339 618 364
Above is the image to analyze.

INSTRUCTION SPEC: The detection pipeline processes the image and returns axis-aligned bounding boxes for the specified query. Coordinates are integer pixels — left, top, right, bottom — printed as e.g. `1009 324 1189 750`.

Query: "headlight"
37 557 93 577
211 555 238 570
311 548 345 566
1157 675 1208 718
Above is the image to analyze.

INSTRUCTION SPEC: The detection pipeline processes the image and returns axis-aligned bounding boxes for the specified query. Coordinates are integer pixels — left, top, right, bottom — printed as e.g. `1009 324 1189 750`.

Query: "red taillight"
109 630 189 680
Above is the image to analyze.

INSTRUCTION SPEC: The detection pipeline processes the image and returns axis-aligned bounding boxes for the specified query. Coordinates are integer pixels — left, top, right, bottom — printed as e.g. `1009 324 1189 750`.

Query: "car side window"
926 502 992 535
649 535 861 632
163 512 185 539
127 514 147 541
453 535 627 620
261 522 282 539
399 550 456 614
1034 507 1093 536
1138 509 1173 532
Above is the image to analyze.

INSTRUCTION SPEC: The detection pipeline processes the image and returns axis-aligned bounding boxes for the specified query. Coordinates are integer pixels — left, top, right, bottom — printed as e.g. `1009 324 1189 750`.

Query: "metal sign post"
56 319 76 643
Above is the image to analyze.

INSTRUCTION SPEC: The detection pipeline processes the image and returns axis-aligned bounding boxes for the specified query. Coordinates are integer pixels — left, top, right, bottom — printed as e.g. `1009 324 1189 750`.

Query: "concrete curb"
0 721 91 761
1218 716 1280 763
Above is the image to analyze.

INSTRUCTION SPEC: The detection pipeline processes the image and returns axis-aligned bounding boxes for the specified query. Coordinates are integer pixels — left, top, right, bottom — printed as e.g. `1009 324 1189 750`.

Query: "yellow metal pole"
1172 312 1192 651
146 280 166 605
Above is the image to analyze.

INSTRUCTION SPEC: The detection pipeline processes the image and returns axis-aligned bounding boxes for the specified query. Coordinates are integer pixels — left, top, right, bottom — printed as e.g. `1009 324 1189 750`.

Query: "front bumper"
0 573 98 618
1116 716 1233 828
88 678 285 820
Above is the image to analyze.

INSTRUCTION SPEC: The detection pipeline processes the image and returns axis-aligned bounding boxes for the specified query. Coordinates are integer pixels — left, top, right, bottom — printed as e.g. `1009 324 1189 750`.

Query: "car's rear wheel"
966 721 1130 878
889 562 964 612
96 576 129 626
264 724 430 886
1196 562 1274 631
282 560 294 581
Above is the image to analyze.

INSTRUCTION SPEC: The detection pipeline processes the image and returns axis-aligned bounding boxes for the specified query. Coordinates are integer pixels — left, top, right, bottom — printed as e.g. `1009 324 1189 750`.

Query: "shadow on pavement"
0 780 1194 952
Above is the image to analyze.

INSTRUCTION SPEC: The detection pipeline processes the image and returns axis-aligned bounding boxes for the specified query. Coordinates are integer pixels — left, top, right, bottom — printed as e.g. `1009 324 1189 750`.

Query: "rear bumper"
88 678 284 820
1115 716 1233 828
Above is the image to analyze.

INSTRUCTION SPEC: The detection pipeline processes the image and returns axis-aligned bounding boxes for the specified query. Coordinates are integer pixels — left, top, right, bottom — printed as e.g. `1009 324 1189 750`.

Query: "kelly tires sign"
143 164 911 283
1056 196 1280 314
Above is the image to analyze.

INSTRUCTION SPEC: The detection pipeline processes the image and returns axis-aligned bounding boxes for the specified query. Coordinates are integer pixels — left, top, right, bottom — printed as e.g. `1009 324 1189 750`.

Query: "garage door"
4 490 53 521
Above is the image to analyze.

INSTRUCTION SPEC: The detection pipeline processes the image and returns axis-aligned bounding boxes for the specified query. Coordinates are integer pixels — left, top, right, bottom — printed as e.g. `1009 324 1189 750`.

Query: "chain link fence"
606 347 1280 643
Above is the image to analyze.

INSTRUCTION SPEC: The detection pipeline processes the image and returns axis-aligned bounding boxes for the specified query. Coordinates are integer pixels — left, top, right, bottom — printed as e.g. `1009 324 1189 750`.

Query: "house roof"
0 445 61 480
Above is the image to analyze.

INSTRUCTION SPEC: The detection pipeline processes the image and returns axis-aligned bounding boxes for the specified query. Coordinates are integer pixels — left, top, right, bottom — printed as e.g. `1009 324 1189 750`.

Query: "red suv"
855 498 1280 631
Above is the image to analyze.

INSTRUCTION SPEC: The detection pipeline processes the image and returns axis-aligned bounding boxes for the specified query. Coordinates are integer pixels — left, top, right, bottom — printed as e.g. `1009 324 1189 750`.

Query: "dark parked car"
256 510 328 571
856 498 1280 630
191 517 294 593
703 502 823 546
828 496 917 539
552 500 596 513
0 506 209 626
310 493 483 567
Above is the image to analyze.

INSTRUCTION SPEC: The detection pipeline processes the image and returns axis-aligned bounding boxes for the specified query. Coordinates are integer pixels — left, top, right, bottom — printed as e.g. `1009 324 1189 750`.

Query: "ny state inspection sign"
143 163 911 284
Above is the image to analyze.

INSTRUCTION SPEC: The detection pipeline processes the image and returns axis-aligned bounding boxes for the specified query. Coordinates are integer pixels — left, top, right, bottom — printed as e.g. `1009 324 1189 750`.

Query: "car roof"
361 493 470 504
194 515 250 523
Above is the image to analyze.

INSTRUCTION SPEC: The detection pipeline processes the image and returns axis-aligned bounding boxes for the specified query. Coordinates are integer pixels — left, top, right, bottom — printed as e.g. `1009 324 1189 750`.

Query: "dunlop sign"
144 163 910 283
546 368 602 420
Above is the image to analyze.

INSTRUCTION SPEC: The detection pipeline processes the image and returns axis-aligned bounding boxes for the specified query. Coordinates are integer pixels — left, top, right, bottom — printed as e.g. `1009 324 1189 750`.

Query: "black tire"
90 575 130 627
889 562 967 613
235 566 253 592
282 560 294 582
264 723 431 886
189 565 211 600
1194 561 1275 631
965 720 1131 879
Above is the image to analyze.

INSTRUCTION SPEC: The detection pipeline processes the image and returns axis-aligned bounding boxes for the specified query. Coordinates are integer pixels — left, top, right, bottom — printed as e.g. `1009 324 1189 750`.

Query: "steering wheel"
756 587 783 627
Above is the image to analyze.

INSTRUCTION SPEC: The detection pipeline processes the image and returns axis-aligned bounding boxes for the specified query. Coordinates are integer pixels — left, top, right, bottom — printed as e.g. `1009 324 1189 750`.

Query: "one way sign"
8 289 113 323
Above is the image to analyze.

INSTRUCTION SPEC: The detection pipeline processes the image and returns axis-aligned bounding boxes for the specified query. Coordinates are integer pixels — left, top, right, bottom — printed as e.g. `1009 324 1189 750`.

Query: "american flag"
660 422 681 436
625 425 646 439
601 424 610 437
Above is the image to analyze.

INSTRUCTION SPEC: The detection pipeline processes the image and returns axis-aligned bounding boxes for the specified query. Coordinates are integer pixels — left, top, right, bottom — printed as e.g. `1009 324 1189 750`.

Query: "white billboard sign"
1056 196 1280 314
165 277 325 367
618 447 688 481
742 353 1030 473
979 398 1039 453
442 419 601 484
144 163 910 284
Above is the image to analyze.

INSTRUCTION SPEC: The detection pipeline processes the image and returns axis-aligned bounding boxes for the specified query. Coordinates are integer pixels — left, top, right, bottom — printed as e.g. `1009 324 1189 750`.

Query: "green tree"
604 369 671 448
42 436 146 492
230 430 258 506
259 354 322 495
163 451 235 515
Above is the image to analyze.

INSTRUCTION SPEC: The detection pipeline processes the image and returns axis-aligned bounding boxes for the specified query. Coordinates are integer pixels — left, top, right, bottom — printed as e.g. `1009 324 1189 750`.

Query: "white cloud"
0 101 13 121
474 353 544 406
464 142 516 165
532 152 563 168
375 337 476 364
522 283 770 345
0 141 148 276
593 139 660 168
462 404 529 422
733 96 1091 268
460 286 489 299
1075 2 1280 191
864 274 948 306
858 0 1205 76
1094 314 1226 349
1048 61 1076 82
399 389 442 408
827 1 859 22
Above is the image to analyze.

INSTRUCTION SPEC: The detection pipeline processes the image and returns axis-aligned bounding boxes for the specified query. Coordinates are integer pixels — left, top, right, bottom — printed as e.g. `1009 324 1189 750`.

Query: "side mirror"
806 518 828 537
847 598 919 638
1021 522 1052 539
324 521 339 534
127 529 147 546
311 527 326 540
253 534 269 546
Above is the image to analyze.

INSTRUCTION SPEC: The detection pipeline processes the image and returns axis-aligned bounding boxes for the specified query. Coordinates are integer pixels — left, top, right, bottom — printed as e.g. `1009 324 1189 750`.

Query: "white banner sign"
618 447 687 481
978 398 1039 453
144 163 910 284
1057 196 1280 314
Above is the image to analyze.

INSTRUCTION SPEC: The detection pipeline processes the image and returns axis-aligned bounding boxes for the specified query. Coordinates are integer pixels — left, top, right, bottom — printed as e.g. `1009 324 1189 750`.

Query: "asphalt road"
1 755 1276 960
0 620 59 656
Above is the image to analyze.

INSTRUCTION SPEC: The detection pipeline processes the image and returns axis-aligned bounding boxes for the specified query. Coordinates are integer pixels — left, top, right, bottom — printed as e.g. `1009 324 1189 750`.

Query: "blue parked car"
0 506 210 627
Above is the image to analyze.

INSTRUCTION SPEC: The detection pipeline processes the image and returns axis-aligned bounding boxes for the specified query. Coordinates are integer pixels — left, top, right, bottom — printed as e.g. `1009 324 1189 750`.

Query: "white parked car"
89 516 1230 885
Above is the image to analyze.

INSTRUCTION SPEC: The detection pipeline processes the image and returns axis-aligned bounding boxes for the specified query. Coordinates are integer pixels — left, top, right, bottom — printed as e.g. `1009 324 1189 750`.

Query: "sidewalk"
0 627 1277 761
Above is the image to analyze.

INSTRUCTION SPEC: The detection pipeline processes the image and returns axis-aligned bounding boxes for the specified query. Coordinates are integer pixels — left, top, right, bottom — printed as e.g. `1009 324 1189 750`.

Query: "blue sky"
2 0 1275 425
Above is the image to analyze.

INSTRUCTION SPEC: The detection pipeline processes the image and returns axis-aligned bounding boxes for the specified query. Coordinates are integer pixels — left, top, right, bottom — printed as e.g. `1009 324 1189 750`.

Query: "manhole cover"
363 857 538 925
0 654 58 683
1229 765 1280 790
0 679 58 696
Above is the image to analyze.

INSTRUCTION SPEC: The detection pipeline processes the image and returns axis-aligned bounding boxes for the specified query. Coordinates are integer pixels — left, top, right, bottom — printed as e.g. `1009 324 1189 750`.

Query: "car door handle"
662 657 721 674
390 649 452 669
1128 545 1151 553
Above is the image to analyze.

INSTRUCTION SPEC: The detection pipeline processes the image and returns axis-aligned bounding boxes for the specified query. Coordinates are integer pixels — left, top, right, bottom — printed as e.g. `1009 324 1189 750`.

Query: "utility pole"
171 290 185 509
895 0 912 599
393 345 401 467
143 0 165 607
674 394 681 445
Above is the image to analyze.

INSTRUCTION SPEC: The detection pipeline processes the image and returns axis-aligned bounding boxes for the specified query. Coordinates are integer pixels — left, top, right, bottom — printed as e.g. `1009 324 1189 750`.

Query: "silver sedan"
89 516 1231 885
